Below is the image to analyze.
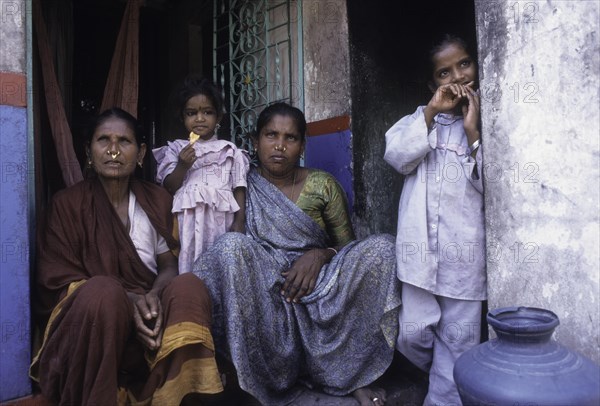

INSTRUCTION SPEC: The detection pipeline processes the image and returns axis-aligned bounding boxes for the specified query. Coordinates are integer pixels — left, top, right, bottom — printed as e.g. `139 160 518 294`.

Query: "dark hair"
255 102 307 142
174 75 224 120
86 107 142 146
429 33 477 71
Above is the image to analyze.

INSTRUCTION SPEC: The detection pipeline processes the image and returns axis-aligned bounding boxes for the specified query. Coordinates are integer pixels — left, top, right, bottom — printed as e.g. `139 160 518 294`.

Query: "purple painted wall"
305 129 354 213
0 105 31 400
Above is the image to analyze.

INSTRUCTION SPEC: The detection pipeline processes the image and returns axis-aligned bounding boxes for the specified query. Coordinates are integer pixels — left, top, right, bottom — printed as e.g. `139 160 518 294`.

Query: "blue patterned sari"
193 168 401 405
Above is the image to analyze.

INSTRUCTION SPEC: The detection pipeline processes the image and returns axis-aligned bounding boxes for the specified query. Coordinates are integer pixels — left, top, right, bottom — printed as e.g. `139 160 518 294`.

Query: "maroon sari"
31 178 223 405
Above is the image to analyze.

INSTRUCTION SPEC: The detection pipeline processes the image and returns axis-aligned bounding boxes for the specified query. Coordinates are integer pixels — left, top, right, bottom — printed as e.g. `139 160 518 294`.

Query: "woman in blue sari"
193 102 401 405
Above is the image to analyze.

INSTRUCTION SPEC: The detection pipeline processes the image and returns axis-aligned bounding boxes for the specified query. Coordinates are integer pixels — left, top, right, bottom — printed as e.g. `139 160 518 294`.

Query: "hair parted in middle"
254 102 307 142
173 75 225 120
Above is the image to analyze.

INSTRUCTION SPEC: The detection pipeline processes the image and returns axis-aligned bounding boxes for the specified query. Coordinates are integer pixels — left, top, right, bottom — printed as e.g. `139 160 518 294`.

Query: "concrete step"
5 354 427 406
221 352 428 406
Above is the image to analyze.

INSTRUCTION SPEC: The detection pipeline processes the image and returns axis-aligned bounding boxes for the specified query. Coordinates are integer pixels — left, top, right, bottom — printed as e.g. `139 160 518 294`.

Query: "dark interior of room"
35 0 477 219
35 0 214 199
347 0 477 235
72 0 214 173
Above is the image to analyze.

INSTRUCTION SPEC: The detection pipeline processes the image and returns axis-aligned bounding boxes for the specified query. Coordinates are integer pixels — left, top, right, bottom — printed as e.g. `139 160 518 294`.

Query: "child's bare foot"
352 386 386 406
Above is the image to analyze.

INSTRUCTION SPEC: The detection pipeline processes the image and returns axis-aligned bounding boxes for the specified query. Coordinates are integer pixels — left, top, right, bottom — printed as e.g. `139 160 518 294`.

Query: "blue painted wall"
305 129 354 213
0 105 31 401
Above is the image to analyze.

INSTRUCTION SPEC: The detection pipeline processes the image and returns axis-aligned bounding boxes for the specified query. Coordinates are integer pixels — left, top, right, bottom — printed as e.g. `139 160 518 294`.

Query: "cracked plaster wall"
302 0 351 122
475 0 599 363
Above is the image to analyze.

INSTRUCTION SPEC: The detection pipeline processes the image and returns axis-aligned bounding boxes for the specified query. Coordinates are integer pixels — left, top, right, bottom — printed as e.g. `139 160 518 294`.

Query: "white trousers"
396 283 482 406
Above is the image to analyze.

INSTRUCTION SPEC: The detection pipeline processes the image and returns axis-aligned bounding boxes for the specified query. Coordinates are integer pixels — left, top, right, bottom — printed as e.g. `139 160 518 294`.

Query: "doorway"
34 0 214 200
347 1 477 235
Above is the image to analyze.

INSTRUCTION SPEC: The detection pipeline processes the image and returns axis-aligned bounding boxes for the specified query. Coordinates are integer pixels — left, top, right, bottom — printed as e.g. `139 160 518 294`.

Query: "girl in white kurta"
153 76 249 274
384 35 486 406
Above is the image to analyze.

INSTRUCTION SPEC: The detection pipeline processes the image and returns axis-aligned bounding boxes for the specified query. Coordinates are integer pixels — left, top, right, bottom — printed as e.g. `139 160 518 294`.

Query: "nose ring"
275 145 287 152
107 150 121 159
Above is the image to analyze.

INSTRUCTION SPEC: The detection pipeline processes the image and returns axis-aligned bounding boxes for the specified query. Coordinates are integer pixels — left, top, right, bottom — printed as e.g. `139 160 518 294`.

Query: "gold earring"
137 161 143 168
87 159 93 168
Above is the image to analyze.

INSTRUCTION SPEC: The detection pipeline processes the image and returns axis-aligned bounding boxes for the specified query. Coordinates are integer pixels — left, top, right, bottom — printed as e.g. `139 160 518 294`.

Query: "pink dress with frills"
152 135 249 274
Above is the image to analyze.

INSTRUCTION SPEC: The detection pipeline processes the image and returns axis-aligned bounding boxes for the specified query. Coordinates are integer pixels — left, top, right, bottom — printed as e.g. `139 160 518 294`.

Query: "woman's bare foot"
352 387 386 406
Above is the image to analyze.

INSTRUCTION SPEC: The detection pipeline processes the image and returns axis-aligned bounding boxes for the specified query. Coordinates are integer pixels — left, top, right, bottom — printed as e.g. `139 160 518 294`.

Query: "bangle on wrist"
327 247 338 256
469 139 481 153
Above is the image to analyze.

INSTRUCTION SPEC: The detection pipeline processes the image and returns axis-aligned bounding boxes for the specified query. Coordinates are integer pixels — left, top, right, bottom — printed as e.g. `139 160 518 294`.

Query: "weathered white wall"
302 0 351 122
0 0 26 72
475 0 599 363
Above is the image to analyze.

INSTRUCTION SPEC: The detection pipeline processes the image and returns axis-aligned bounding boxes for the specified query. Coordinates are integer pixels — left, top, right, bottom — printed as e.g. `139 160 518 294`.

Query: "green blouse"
296 169 355 247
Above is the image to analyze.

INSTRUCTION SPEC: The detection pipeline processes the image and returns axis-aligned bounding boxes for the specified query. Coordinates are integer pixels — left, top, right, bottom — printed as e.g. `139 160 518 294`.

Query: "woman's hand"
178 143 197 170
281 248 330 303
129 251 178 350
128 290 163 351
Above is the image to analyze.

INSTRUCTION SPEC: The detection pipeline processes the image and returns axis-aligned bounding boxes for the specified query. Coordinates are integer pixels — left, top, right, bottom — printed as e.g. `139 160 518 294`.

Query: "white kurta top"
128 191 169 274
384 106 487 300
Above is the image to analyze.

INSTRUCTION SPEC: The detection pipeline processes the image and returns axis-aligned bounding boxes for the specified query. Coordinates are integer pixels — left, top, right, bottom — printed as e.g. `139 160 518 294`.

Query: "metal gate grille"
213 0 303 149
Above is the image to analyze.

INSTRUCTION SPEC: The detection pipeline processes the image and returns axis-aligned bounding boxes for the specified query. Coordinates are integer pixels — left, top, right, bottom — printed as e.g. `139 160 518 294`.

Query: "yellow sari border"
29 280 87 382
147 321 215 370
129 358 223 406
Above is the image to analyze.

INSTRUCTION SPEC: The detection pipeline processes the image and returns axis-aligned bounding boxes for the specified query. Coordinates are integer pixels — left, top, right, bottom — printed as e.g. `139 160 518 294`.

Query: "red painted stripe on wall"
0 72 27 107
307 115 351 137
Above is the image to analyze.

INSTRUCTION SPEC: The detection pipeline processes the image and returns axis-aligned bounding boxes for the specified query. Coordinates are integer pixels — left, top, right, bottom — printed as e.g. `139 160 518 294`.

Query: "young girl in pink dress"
153 76 249 274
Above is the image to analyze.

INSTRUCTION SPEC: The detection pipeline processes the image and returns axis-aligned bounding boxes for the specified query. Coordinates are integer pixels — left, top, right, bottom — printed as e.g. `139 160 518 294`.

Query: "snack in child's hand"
189 131 200 144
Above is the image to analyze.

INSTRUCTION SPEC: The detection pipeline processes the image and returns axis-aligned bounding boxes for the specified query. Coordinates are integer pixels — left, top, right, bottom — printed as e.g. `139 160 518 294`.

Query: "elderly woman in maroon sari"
30 108 223 405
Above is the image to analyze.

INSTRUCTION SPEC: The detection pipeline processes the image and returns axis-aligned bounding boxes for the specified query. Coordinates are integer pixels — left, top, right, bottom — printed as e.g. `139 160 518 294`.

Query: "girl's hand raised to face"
427 81 475 115
462 85 481 145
